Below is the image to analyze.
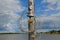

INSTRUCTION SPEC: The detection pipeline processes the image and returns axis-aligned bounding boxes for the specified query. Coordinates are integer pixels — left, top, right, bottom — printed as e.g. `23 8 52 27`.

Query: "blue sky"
34 0 60 16
0 0 60 32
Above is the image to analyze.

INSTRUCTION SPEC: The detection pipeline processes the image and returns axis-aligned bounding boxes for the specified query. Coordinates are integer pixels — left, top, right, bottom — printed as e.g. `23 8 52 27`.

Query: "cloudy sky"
0 0 60 32
0 0 28 32
35 0 60 31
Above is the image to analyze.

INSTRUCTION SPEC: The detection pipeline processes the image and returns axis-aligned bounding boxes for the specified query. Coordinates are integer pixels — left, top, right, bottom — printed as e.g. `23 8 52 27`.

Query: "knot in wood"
28 19 34 23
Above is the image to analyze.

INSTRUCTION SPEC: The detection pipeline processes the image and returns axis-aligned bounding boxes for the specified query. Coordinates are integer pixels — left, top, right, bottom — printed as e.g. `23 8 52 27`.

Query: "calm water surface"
0 34 60 40
37 34 60 40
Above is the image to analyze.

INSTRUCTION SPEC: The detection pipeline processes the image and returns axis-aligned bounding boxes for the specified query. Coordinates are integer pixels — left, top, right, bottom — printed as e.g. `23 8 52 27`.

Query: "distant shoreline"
40 30 60 34
0 32 27 34
0 30 60 34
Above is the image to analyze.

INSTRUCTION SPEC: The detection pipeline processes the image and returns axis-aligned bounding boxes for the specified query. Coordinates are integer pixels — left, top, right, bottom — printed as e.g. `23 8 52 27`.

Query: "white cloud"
47 0 60 10
42 0 60 11
46 0 57 4
37 29 52 32
0 0 25 32
35 13 60 29
0 0 25 12
36 13 60 22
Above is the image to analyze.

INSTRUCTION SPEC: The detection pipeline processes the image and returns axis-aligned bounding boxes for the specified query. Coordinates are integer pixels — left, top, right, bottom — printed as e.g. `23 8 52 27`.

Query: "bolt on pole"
28 0 36 40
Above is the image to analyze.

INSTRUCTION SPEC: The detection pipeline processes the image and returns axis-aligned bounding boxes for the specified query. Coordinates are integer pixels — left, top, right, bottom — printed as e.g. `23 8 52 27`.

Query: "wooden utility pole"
28 0 36 40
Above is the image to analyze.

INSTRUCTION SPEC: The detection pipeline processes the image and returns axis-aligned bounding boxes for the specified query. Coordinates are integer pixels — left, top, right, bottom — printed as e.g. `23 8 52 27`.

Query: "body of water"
37 34 60 40
0 34 60 40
